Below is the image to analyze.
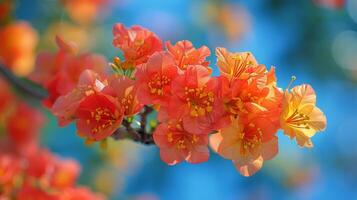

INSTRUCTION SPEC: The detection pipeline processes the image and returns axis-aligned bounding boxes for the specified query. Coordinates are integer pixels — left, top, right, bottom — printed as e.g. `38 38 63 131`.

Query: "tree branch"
0 64 156 145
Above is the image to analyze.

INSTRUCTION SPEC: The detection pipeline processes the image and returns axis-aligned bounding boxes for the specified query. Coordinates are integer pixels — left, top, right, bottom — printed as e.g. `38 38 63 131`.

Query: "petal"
186 145 209 164
233 155 264 177
159 148 183 165
261 136 278 160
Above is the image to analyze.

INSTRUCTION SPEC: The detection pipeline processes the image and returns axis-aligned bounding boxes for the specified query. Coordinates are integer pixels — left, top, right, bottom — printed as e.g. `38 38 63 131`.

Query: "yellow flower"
280 84 326 148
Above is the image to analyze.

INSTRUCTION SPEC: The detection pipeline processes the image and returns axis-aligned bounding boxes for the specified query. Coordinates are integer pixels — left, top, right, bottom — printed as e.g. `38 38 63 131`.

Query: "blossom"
16 185 59 200
166 40 210 70
221 67 283 127
0 153 21 188
167 65 227 134
0 78 14 117
50 159 81 189
6 103 45 148
280 84 327 148
0 21 38 76
75 93 123 141
104 75 143 116
153 119 209 165
210 117 278 176
135 52 178 106
215 48 266 83
61 0 109 25
51 69 107 126
31 36 107 108
112 23 163 67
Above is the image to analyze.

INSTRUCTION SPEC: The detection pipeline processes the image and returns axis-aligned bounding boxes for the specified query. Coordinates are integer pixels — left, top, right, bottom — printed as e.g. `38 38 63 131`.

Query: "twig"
0 64 47 100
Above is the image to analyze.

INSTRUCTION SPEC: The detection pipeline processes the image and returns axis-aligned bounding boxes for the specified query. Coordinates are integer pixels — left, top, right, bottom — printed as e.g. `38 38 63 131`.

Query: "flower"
135 52 178 106
167 65 227 134
112 23 163 67
221 67 283 127
280 84 327 148
210 117 278 176
6 103 45 148
153 119 209 165
104 75 143 116
61 0 110 25
51 69 107 126
166 40 210 70
50 159 81 189
0 21 38 76
215 48 266 83
75 93 123 141
31 36 107 108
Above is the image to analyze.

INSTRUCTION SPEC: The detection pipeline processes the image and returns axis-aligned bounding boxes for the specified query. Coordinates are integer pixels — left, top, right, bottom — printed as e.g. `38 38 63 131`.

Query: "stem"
0 64 155 145
0 64 47 100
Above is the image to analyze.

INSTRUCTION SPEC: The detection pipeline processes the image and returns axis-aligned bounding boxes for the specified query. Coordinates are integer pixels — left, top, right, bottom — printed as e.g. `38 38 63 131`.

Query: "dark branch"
0 64 47 100
0 64 156 145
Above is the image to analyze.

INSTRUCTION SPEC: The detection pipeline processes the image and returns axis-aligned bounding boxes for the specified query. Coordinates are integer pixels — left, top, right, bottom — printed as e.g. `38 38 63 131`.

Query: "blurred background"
0 0 356 199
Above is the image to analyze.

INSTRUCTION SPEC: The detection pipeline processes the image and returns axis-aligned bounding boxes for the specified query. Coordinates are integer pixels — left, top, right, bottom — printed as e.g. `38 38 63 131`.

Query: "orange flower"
135 52 178 106
50 159 81 189
221 67 283 127
215 48 266 83
61 0 109 25
0 21 38 76
166 40 210 70
210 117 278 176
112 23 163 67
51 69 107 126
167 65 227 134
31 36 107 108
104 75 143 116
75 93 124 141
280 84 327 148
153 119 209 165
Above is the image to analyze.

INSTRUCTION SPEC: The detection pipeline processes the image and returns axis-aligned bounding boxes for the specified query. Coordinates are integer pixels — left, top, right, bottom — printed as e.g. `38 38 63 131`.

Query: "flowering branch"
0 64 155 145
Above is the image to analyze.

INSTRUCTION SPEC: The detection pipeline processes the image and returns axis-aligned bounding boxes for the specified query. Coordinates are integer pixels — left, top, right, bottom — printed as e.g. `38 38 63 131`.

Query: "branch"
0 64 47 100
0 64 156 145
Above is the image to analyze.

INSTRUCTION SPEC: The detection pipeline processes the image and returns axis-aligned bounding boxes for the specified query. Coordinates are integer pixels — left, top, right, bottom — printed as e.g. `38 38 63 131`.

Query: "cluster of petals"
46 23 327 176
0 149 105 200
0 78 105 199
30 36 107 108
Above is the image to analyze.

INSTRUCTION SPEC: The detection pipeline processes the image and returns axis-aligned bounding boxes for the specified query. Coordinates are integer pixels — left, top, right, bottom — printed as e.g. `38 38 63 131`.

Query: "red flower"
6 103 45 148
31 36 107 108
153 119 209 165
75 93 124 141
112 23 163 67
135 52 178 106
51 70 107 126
167 65 227 134
166 40 210 70
104 75 143 116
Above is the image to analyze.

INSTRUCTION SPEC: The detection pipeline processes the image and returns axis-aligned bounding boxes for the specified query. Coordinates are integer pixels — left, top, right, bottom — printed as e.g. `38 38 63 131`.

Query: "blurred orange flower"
61 0 110 25
0 21 38 76
281 84 327 148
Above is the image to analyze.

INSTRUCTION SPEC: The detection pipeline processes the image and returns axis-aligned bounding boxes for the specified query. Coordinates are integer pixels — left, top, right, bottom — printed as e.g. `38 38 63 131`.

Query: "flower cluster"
42 23 326 176
0 78 105 199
